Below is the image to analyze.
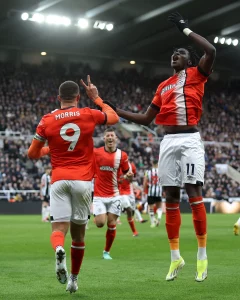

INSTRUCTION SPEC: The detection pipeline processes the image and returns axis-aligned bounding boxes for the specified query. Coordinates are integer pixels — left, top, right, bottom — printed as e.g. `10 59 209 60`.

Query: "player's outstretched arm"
117 106 157 125
168 12 216 74
80 75 119 125
103 101 158 126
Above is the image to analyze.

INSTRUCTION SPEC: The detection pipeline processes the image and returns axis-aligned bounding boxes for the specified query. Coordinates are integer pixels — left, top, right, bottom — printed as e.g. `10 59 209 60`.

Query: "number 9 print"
60 123 81 151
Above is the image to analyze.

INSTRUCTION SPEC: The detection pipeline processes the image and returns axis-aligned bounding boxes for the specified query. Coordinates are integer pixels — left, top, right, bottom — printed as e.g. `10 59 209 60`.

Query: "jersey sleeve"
120 152 129 173
131 163 137 176
190 66 209 83
35 117 47 142
150 84 162 112
91 109 107 125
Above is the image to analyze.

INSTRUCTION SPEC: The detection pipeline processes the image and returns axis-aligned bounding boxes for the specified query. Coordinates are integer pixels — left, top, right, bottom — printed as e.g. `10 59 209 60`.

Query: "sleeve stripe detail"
197 66 210 77
103 112 107 125
150 103 160 112
34 133 46 142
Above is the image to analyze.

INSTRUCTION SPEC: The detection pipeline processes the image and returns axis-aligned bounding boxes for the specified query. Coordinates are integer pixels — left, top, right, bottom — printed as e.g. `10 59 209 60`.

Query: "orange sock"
165 203 181 250
197 234 207 247
189 196 207 248
127 218 137 234
104 224 116 252
169 238 179 250
189 196 207 234
50 231 65 250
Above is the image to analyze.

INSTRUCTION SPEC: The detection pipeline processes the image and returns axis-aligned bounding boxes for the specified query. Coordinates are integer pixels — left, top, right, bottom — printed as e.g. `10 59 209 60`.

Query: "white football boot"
66 274 78 293
55 246 68 284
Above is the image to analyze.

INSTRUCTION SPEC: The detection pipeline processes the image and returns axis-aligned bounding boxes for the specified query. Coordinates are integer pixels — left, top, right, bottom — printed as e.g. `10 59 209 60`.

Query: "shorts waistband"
164 128 199 135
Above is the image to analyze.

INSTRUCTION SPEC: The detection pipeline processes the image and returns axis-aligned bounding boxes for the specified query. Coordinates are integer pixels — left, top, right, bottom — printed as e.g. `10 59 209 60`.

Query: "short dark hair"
104 127 116 135
152 159 158 165
59 81 79 101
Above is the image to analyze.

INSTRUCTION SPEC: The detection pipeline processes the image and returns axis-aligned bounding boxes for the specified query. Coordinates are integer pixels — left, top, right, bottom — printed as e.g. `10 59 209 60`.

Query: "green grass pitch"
1 214 240 300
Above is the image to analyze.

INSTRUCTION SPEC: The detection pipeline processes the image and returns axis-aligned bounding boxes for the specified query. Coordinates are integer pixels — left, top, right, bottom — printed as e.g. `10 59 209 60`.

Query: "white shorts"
50 180 91 224
158 132 205 187
93 196 122 216
121 194 135 210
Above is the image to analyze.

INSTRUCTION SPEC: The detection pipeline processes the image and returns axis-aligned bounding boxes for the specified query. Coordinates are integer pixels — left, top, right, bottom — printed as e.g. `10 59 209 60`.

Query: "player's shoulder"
41 109 59 120
156 80 167 90
186 66 198 74
94 146 104 153
37 112 52 126
186 66 209 80
131 162 136 168
186 66 205 75
79 107 92 113
80 107 101 115
157 76 174 90
120 150 129 161
120 149 128 157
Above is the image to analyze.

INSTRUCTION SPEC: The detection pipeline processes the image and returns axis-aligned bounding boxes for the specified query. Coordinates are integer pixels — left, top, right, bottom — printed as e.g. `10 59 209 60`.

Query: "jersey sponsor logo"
55 111 80 120
100 166 116 172
160 84 176 95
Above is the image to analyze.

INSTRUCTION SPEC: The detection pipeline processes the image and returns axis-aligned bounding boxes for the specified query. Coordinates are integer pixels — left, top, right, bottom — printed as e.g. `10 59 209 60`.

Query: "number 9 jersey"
35 106 107 184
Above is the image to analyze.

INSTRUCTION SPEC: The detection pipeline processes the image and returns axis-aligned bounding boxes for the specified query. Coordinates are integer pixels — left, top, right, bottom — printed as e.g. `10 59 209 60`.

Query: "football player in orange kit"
93 127 133 259
28 76 119 293
103 13 216 282
118 161 139 236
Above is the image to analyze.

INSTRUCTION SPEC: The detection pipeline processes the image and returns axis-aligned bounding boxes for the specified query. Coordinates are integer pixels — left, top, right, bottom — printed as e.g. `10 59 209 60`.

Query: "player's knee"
72 237 84 243
96 222 105 228
164 187 180 203
166 196 179 203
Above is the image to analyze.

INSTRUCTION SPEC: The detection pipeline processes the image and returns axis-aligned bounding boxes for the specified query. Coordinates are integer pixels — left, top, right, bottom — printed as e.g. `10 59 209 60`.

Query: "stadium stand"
0 62 239 200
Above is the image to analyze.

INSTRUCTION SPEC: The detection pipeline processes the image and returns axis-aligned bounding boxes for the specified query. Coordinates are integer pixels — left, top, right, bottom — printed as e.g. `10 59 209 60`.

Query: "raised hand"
80 75 99 101
168 12 188 33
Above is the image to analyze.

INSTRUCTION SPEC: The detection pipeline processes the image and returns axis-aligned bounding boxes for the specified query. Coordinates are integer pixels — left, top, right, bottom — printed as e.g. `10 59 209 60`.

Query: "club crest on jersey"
160 84 176 95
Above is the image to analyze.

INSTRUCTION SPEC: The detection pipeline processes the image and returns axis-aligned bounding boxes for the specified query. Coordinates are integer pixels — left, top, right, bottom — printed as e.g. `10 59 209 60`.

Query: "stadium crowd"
0 62 239 200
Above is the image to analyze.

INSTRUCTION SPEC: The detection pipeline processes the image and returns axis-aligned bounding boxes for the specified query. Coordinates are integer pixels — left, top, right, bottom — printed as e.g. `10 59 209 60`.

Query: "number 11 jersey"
35 106 106 183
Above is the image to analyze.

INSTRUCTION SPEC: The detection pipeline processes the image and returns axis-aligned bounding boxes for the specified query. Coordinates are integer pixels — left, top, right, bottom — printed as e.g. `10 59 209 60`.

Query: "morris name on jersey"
55 111 80 120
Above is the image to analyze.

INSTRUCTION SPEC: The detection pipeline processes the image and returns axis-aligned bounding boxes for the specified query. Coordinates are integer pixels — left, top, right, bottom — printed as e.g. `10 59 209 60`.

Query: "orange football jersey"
35 106 106 183
94 147 129 197
151 66 208 126
118 162 136 196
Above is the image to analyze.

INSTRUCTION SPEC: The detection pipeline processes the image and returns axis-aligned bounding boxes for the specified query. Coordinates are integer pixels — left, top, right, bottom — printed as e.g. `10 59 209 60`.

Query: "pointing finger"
87 75 91 86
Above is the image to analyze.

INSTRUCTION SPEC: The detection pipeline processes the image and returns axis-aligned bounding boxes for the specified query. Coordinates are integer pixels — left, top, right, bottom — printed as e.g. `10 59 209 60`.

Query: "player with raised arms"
28 76 119 293
103 12 216 282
